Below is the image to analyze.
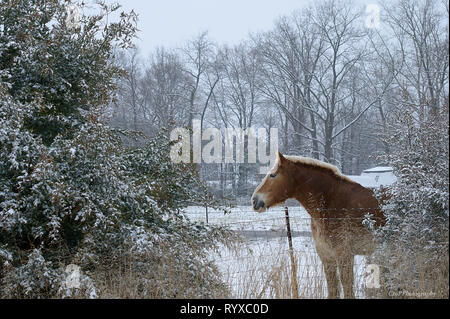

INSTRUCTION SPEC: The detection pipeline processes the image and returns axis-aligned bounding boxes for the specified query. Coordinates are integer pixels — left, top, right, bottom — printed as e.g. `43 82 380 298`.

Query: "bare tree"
206 44 263 196
181 31 215 128
380 0 449 113
141 48 191 132
111 48 144 131
255 9 324 157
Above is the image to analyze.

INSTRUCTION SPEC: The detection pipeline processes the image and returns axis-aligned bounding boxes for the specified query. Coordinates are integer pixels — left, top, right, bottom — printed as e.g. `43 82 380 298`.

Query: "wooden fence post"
284 206 299 299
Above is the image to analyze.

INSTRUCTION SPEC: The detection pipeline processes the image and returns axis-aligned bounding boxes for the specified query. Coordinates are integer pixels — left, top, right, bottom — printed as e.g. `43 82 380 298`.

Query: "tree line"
110 0 449 200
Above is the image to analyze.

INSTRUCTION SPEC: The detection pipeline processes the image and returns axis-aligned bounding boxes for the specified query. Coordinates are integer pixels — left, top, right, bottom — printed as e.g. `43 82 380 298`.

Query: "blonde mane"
284 155 356 184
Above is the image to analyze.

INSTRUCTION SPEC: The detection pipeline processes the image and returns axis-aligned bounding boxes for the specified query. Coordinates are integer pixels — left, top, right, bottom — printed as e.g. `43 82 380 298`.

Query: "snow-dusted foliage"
0 0 136 145
369 101 449 297
0 1 229 298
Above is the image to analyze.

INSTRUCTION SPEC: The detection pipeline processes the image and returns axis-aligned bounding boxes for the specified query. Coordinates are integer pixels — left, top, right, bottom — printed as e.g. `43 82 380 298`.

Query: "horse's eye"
269 173 277 178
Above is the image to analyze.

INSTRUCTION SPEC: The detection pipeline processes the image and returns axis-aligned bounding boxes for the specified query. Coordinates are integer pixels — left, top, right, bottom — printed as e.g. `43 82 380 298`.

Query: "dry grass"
4 233 441 299
90 251 229 299
368 249 449 299
81 235 448 299
205 233 448 299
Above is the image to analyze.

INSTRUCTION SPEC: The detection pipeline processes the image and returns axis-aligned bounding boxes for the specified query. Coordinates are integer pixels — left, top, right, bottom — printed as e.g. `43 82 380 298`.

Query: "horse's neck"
291 166 335 218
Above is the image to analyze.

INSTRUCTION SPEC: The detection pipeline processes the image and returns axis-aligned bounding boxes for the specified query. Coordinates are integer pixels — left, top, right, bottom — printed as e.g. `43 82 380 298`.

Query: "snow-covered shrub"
1 249 60 298
0 95 230 298
370 101 449 298
0 0 137 145
0 1 231 298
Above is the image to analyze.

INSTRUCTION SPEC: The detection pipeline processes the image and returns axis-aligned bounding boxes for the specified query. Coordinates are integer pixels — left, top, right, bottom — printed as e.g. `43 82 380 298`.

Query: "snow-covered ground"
183 205 368 298
183 205 310 231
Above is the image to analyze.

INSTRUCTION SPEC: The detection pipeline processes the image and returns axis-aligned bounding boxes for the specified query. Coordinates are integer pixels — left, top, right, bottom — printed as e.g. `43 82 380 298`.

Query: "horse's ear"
277 151 287 166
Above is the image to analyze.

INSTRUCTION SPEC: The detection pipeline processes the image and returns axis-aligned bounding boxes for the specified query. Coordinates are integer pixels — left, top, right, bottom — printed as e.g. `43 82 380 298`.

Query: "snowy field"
183 206 368 298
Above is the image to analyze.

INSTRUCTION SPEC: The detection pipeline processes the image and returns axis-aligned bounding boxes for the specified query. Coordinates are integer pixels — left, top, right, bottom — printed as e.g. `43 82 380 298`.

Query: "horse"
251 151 385 298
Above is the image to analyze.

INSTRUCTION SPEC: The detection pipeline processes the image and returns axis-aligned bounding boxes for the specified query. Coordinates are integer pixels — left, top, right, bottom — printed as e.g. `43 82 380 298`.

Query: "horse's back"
337 181 385 221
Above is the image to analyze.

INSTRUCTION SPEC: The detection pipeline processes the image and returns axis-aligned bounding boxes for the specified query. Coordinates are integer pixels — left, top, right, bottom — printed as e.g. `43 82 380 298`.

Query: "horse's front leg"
337 254 355 299
321 258 339 299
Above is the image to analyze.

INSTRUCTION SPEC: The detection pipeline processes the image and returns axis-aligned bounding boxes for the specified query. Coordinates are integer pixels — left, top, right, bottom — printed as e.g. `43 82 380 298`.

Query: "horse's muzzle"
252 194 265 211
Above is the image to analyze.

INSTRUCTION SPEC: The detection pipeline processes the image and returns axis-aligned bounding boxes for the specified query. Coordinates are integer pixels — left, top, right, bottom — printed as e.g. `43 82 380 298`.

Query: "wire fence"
183 205 449 299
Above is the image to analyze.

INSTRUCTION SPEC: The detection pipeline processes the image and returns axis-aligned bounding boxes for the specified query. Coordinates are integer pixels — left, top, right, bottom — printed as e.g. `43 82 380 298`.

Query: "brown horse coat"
252 152 385 298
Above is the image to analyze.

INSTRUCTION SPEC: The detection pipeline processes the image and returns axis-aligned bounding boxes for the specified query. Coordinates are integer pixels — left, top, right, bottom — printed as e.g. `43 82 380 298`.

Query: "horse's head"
251 151 295 212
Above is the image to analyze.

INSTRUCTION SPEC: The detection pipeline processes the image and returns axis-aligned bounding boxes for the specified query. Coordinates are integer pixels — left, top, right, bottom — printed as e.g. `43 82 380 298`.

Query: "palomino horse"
251 151 385 298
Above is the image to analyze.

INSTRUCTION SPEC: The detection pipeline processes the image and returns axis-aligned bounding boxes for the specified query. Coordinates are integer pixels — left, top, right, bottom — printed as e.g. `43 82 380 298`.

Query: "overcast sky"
102 0 379 57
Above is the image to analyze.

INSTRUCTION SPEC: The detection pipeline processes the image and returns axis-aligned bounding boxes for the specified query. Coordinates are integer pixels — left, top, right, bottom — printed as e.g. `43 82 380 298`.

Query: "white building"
346 166 397 189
